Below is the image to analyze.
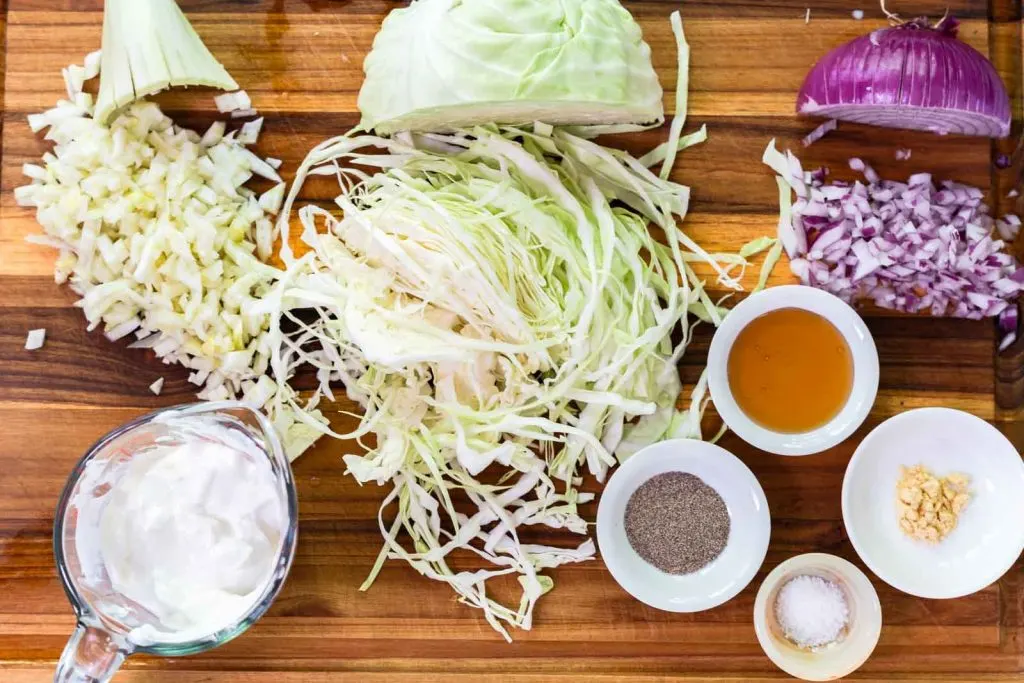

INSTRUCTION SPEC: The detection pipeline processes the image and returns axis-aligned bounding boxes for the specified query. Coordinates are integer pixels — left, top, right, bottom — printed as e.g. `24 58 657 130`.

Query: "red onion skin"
797 22 1011 138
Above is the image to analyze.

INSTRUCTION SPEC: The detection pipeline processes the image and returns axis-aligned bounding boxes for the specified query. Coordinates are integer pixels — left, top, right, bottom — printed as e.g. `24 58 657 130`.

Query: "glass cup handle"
55 622 130 683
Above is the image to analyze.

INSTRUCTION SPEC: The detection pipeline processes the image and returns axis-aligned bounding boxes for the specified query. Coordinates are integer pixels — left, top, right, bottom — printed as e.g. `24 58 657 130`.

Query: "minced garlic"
896 465 970 543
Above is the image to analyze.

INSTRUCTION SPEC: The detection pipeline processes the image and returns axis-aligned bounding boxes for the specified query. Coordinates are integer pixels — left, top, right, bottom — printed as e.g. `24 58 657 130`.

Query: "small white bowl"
842 407 1024 599
754 553 882 681
707 285 879 456
596 439 770 612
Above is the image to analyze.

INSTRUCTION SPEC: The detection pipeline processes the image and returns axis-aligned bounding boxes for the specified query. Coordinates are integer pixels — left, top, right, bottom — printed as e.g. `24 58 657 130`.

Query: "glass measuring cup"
53 401 299 682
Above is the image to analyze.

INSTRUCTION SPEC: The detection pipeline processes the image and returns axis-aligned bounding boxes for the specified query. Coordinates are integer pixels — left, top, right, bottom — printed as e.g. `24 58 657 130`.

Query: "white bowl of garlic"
842 407 1024 599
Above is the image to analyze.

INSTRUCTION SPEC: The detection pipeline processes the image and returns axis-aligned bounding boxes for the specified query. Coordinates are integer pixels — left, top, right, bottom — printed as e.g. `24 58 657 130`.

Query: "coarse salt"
775 574 849 649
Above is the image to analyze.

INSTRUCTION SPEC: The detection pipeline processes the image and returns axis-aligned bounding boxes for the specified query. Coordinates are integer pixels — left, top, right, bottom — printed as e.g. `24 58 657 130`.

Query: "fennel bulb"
96 0 238 125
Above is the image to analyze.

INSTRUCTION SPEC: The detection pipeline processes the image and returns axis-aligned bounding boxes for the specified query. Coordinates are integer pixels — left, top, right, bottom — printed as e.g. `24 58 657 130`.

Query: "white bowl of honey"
707 285 879 456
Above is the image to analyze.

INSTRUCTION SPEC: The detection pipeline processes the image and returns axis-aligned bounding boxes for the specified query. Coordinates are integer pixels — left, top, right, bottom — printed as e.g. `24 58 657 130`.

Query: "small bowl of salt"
754 553 881 681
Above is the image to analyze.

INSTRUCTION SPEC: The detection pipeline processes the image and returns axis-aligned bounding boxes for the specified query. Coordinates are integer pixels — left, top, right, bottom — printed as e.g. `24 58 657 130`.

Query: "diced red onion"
998 308 1019 351
996 215 1021 241
802 119 837 147
895 148 912 161
774 149 1022 349
797 18 1011 138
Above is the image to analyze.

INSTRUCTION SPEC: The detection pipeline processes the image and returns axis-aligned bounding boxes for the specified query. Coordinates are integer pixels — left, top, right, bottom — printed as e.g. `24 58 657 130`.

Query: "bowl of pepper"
595 439 771 612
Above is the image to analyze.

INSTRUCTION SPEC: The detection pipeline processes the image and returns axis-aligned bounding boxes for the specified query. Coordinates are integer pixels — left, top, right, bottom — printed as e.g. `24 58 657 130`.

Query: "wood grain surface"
0 0 1022 681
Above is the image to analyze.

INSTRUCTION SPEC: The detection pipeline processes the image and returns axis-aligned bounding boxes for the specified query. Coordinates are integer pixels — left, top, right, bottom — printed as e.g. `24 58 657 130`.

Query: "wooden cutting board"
0 1 1022 681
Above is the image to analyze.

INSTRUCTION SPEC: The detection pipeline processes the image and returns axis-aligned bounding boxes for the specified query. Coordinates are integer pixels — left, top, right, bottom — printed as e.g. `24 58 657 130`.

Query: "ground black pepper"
623 471 730 575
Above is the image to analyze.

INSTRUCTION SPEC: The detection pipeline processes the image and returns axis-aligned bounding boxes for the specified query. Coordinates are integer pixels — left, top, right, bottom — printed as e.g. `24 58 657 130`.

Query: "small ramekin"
707 285 879 456
754 553 882 681
595 439 771 613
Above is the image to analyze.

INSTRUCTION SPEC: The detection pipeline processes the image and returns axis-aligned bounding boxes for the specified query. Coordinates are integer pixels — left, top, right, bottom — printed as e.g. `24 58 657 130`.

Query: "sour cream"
76 426 286 644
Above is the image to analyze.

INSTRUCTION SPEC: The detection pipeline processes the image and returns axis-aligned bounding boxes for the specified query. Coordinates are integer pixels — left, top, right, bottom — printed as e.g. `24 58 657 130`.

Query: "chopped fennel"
149 377 165 395
200 120 226 147
25 329 46 350
17 63 320 457
237 117 264 145
258 182 287 215
215 90 252 113
63 50 101 99
244 151 283 182
95 0 238 125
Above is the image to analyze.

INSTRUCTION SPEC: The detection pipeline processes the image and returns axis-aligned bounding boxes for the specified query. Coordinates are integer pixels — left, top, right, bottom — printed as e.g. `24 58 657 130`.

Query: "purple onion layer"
797 23 1011 138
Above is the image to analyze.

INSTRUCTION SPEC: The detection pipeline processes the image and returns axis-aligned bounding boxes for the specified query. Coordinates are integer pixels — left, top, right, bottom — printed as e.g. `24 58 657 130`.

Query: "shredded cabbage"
262 118 757 638
357 0 665 134
638 124 707 169
658 11 691 180
253 8 759 638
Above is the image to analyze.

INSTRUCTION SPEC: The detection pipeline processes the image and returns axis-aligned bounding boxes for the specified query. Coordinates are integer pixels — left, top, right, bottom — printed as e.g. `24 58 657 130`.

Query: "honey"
727 308 853 433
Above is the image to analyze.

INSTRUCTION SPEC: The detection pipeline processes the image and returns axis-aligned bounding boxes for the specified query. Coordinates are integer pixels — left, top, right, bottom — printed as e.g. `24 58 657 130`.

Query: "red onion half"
798 17 1011 138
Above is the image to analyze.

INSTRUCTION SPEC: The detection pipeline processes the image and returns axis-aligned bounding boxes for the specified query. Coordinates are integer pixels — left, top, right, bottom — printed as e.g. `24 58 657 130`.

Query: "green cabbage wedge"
357 0 665 134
